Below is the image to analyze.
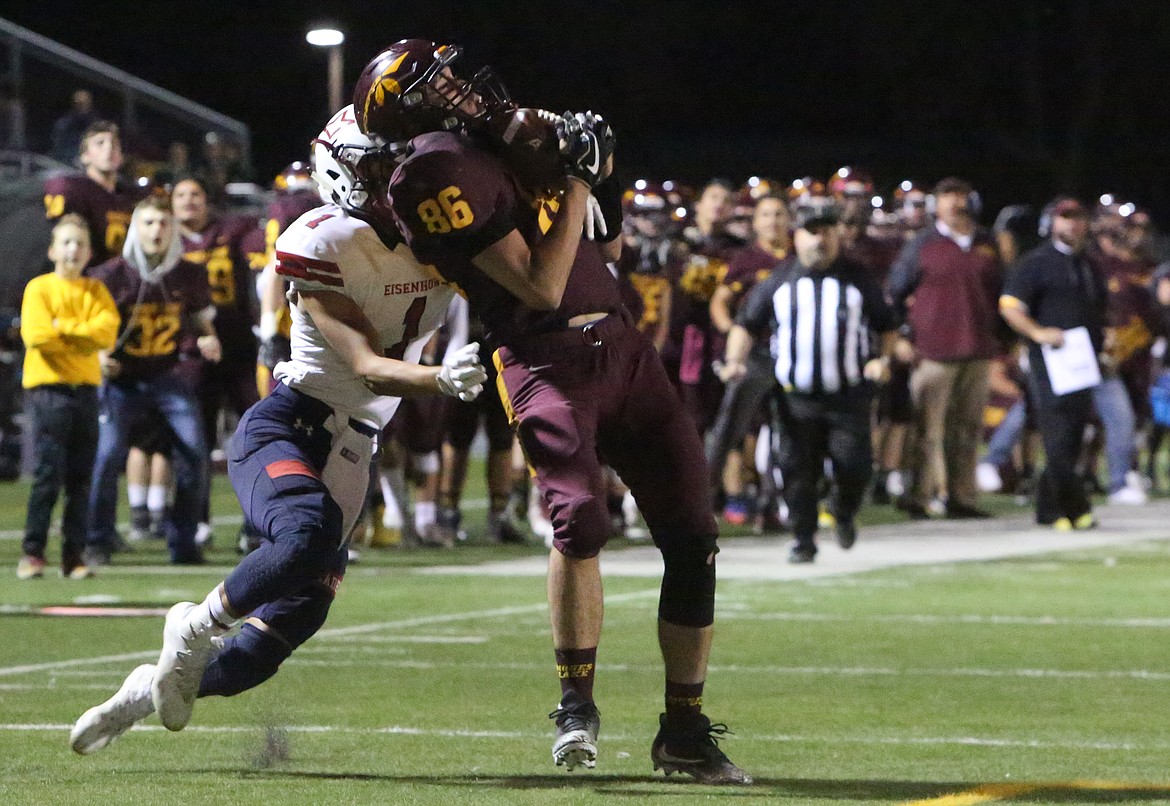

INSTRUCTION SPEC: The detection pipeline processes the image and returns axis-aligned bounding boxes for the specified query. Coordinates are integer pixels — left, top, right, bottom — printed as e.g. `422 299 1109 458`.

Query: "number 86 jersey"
273 202 455 430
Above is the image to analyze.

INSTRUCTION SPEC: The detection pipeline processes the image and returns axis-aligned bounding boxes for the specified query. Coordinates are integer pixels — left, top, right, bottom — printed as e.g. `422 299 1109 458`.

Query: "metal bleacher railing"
0 16 251 177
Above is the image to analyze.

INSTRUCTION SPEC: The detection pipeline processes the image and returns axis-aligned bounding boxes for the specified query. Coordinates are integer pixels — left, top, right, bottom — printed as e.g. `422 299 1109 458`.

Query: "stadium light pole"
306 26 346 114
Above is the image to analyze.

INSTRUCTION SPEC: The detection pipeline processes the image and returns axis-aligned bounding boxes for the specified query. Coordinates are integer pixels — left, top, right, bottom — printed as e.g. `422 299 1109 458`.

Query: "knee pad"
657 533 719 628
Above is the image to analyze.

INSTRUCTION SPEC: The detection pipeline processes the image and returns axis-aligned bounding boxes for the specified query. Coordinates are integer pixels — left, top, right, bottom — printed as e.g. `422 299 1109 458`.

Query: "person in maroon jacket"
85 196 221 566
43 121 143 266
888 177 1004 519
355 39 749 785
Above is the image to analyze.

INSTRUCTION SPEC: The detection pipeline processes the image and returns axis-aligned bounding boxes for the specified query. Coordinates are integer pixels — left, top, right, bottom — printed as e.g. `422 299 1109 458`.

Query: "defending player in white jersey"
69 105 486 754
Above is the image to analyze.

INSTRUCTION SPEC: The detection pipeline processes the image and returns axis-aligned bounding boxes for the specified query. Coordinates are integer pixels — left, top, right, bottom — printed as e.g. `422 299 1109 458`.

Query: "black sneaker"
836 520 856 549
128 506 151 542
788 542 816 564
651 712 752 785
549 691 600 770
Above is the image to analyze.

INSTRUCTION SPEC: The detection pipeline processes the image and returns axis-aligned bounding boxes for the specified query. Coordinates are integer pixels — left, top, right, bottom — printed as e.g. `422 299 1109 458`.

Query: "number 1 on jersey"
384 296 427 361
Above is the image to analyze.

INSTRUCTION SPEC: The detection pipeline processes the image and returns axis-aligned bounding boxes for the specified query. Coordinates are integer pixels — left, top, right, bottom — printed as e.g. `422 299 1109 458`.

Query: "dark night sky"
6 1 1170 220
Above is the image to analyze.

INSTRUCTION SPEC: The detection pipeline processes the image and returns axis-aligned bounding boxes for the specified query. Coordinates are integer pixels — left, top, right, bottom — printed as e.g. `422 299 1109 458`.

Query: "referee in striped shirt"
721 198 898 563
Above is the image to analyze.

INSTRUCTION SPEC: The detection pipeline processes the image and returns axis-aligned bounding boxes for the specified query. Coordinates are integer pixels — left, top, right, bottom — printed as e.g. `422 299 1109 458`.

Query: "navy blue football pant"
199 383 376 697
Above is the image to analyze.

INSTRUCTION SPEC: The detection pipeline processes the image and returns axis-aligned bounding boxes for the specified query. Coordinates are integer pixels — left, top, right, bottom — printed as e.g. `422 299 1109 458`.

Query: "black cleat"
549 691 600 770
651 712 752 785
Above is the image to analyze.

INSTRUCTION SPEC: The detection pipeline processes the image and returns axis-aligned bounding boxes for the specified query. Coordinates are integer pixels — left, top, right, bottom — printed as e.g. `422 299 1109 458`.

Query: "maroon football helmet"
274 161 314 193
353 39 513 142
828 166 874 200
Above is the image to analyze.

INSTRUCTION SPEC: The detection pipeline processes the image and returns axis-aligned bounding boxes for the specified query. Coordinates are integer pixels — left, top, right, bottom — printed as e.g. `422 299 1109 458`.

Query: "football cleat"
70 664 155 754
651 712 752 785
550 691 600 771
16 555 45 580
63 564 95 580
487 509 527 545
152 602 215 731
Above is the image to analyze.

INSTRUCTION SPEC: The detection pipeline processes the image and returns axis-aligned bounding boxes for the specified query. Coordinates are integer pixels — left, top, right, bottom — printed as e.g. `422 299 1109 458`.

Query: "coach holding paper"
1000 197 1106 530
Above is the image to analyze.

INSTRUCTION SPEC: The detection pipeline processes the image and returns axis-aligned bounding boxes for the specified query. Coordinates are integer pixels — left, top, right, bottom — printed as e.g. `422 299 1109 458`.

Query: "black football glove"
556 111 615 188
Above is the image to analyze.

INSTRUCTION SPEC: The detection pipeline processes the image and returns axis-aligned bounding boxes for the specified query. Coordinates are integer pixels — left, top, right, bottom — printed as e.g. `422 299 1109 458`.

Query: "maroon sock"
665 680 704 724
555 647 597 701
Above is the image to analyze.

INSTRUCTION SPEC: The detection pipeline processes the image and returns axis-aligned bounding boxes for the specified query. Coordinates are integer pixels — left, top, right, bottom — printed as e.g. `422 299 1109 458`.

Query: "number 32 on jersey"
417 186 474 234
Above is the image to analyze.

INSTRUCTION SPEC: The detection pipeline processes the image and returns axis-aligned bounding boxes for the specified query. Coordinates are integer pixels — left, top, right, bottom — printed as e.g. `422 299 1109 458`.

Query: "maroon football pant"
494 314 718 559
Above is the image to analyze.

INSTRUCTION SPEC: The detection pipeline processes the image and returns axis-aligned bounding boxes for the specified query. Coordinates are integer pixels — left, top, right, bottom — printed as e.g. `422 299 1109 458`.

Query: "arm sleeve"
736 272 782 337
441 294 471 360
56 280 121 353
1001 256 1037 311
887 234 925 311
20 281 69 354
857 272 899 333
43 176 71 221
188 263 214 313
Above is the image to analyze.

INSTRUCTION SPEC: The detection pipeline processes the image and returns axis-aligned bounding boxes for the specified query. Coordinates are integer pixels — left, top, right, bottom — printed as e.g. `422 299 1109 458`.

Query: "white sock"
191 585 239 634
414 501 436 534
128 483 147 509
379 473 403 529
147 484 168 513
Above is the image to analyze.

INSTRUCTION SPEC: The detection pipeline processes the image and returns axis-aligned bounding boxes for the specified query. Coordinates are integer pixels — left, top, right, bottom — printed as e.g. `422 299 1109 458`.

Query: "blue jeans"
86 374 208 562
1091 376 1135 493
983 398 1027 468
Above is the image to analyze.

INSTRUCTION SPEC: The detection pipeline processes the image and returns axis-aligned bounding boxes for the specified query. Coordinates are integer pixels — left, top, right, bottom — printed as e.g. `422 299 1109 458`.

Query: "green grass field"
2 473 1170 805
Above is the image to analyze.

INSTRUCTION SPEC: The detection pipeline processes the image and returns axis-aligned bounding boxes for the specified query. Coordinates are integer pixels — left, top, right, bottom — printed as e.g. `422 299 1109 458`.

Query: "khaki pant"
909 358 991 508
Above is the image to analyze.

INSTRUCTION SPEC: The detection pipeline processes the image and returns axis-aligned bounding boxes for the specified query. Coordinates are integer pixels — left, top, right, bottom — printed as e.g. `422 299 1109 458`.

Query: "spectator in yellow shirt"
18 214 119 579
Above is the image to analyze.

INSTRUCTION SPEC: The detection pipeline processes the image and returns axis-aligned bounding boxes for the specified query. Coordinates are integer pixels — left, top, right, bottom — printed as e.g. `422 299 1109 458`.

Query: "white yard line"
718 612 1170 628
0 589 659 678
0 722 1160 753
282 655 1170 682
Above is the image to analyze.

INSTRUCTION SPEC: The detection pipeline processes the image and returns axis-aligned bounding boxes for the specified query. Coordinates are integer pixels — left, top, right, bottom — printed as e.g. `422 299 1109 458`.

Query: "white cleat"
152 602 214 731
70 664 155 754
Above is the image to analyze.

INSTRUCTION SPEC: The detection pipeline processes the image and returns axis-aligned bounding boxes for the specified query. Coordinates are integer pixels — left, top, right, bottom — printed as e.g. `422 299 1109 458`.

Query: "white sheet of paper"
1041 326 1102 395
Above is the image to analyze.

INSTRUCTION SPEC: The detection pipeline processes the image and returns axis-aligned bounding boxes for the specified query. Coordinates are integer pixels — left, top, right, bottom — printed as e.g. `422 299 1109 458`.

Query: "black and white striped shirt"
737 257 897 395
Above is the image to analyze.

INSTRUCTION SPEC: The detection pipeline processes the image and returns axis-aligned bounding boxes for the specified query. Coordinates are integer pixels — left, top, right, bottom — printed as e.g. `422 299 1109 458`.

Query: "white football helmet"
310 104 398 212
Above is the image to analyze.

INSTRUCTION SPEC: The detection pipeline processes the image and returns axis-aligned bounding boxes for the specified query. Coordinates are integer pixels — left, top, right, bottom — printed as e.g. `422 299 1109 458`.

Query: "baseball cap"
1051 198 1087 218
792 198 842 231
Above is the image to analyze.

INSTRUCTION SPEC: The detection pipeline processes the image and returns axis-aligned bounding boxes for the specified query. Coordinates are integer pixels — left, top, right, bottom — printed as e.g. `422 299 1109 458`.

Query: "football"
482 107 564 191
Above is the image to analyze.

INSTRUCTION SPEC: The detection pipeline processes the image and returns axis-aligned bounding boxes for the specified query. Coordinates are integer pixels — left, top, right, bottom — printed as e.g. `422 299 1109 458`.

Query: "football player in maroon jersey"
355 39 750 785
256 163 325 391
43 121 142 265
173 177 262 545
